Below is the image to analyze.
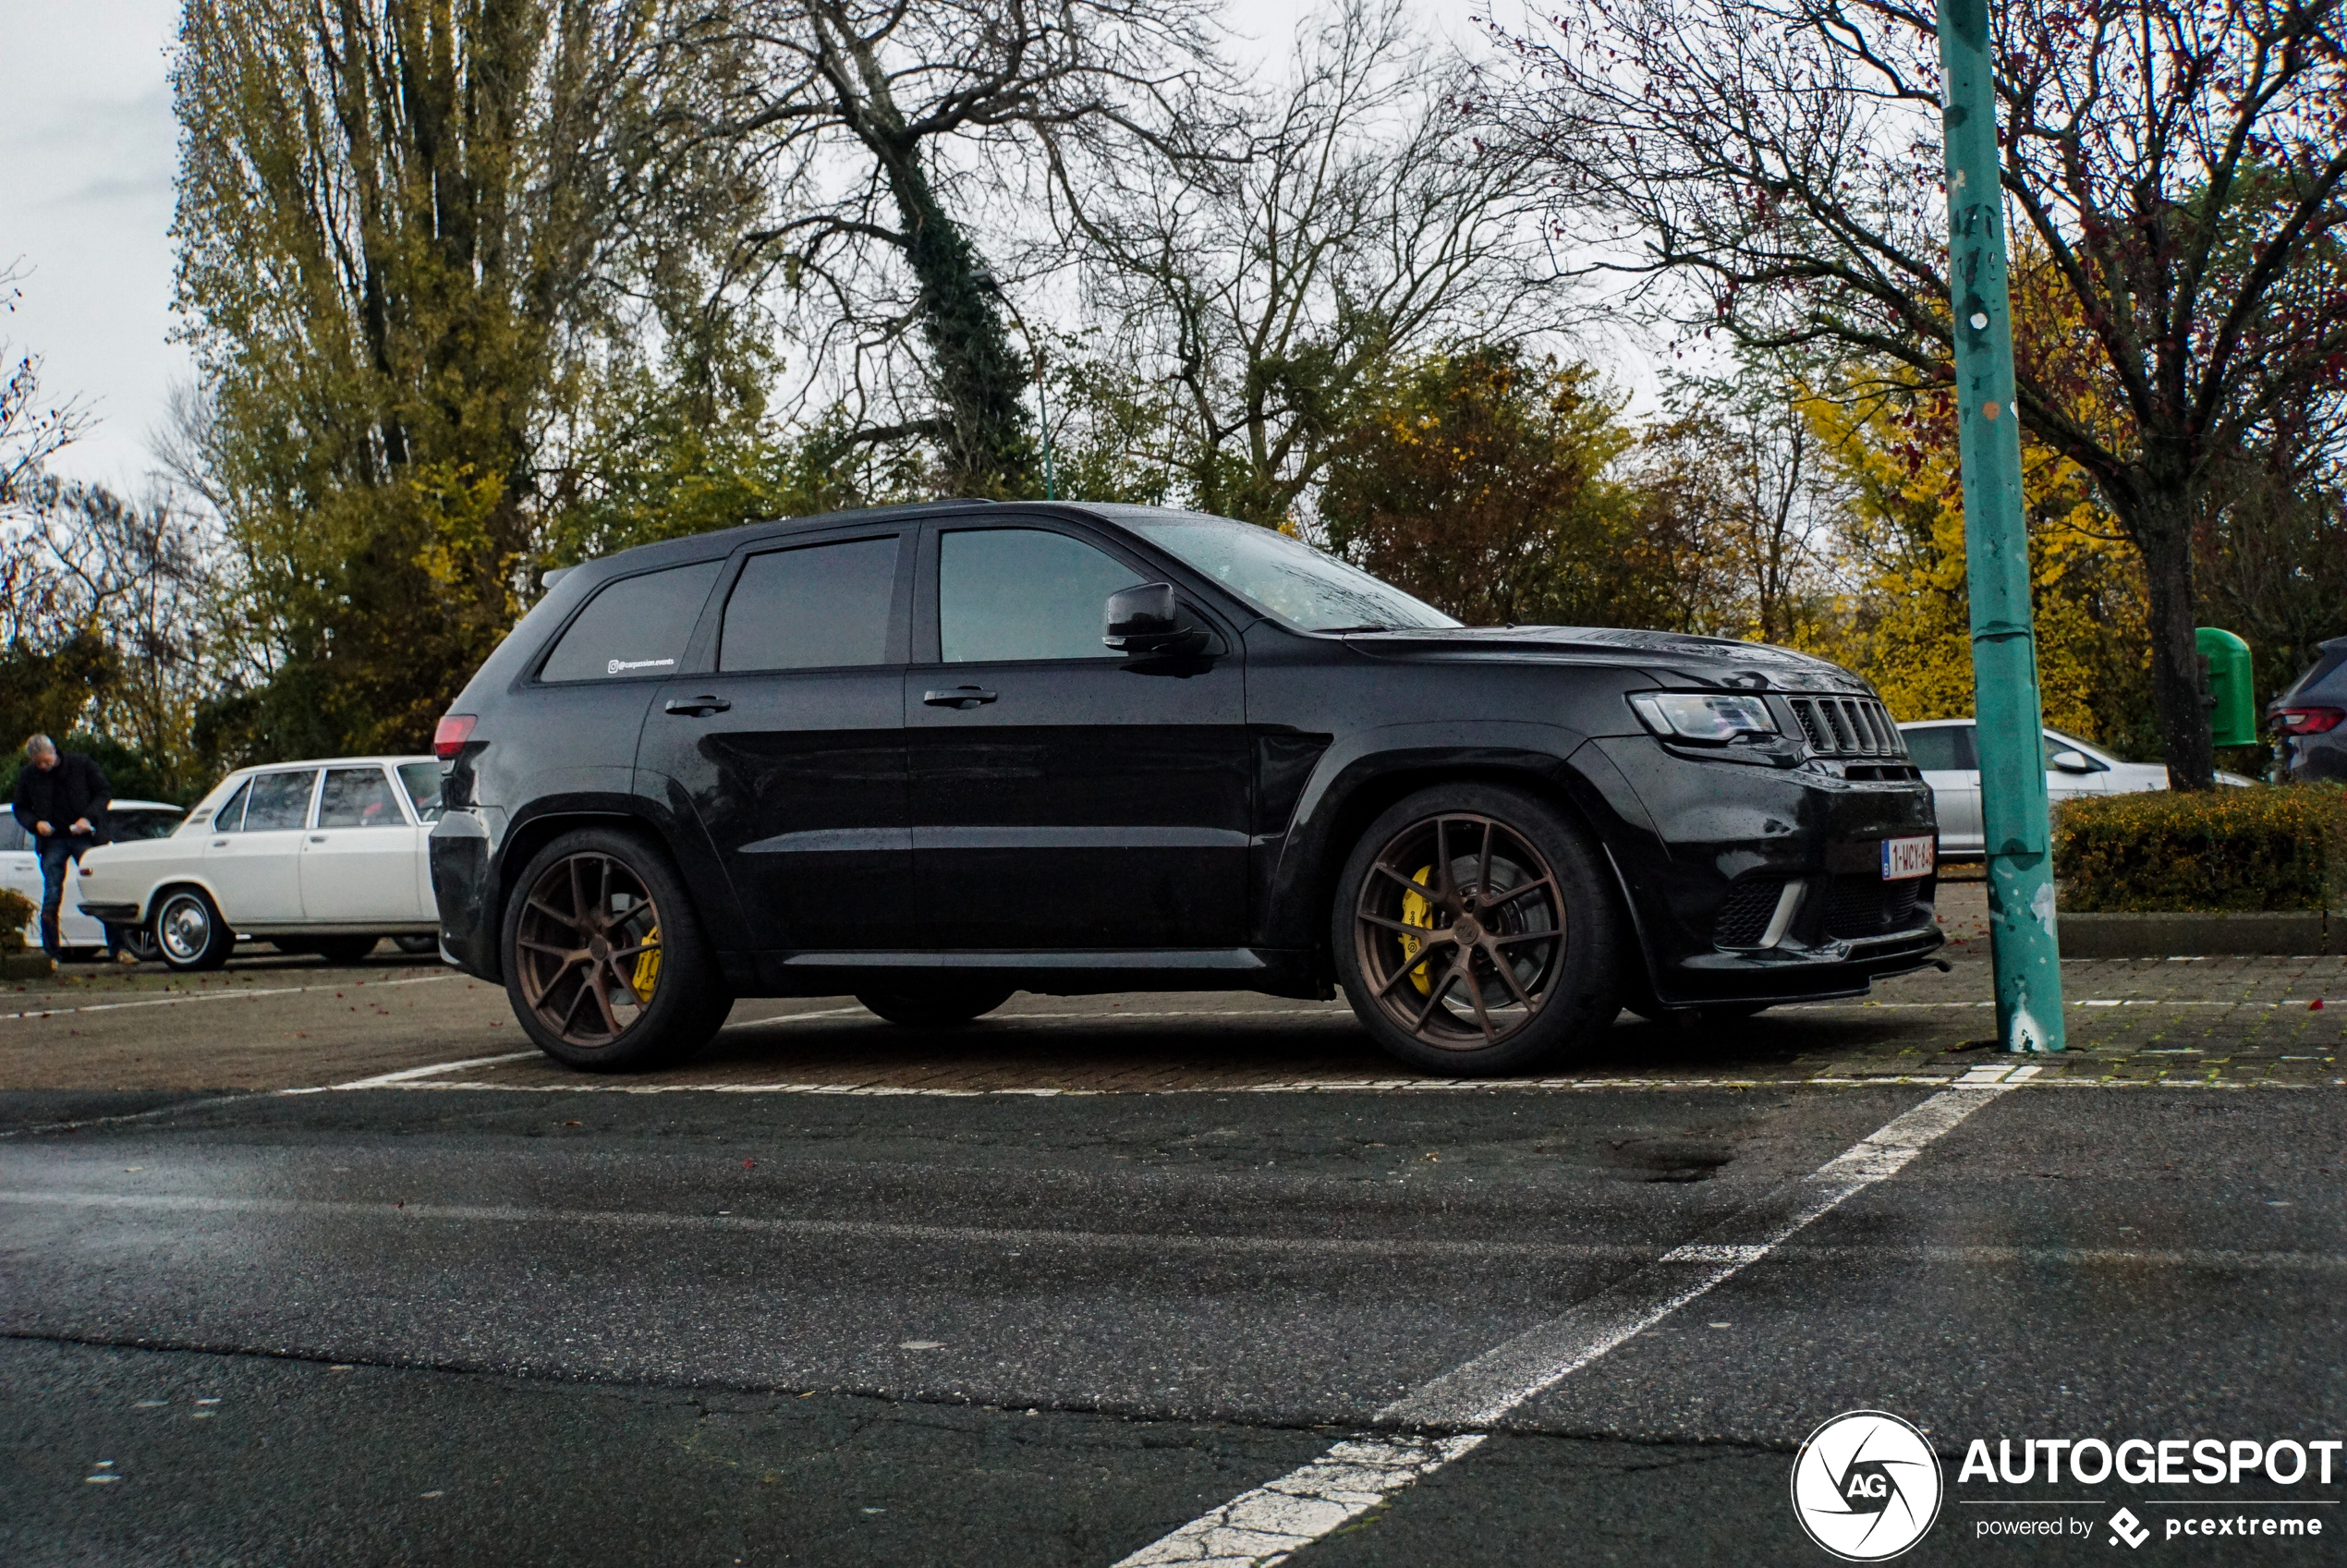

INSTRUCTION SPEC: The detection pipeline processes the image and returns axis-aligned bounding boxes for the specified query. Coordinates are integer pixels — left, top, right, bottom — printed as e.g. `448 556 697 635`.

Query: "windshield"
1101 508 1459 633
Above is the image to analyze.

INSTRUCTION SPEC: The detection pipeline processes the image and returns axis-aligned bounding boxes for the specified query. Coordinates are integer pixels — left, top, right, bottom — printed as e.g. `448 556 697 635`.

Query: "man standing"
12 735 109 960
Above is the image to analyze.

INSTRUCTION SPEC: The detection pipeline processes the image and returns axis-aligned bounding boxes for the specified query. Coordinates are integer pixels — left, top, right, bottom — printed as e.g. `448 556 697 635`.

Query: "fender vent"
1786 697 1904 758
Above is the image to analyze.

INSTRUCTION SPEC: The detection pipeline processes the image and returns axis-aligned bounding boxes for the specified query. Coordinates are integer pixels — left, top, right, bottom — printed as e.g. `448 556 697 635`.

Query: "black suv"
430 502 1941 1075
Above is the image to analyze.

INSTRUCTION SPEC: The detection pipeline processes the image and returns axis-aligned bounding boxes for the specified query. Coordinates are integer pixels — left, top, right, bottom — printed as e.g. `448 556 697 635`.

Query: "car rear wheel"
310 936 378 964
1334 784 1623 1076
392 934 439 956
153 889 235 972
106 923 161 964
856 984 1016 1027
502 828 731 1071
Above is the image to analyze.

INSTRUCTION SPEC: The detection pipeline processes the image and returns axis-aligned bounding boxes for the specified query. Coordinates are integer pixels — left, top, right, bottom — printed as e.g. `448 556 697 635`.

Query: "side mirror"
1103 581 1208 656
2049 748 2096 774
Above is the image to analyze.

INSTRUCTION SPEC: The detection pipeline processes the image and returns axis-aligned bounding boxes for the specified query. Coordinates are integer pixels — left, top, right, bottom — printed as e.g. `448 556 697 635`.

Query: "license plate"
1882 836 1936 881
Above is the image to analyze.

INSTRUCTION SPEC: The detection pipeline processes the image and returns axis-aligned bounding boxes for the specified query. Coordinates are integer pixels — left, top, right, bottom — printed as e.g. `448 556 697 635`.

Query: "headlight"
1629 692 1781 744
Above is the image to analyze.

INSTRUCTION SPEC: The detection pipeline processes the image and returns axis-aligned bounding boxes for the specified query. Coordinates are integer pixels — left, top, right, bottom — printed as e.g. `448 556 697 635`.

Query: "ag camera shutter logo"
1791 1410 1944 1561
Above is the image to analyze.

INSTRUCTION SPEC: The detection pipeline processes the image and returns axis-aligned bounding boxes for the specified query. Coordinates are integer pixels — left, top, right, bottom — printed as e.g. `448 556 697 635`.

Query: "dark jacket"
12 751 110 843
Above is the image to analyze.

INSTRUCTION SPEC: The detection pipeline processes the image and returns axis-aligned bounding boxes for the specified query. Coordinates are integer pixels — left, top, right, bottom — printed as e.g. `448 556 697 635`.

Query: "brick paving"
2 883 2339 1093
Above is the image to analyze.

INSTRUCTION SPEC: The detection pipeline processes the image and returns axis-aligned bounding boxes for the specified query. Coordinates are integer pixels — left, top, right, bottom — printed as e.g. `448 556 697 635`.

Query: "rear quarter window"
539 560 724 683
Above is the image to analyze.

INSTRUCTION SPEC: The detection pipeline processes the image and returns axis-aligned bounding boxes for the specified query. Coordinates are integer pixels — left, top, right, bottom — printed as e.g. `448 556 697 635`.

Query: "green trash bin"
2197 627 2255 747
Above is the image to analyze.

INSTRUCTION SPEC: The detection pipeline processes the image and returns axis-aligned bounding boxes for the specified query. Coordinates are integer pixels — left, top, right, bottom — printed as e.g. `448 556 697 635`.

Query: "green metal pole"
1937 0 2065 1052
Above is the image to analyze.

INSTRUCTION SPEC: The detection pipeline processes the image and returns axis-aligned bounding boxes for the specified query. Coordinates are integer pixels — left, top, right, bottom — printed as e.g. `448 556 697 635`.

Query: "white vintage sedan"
75 756 444 970
4 801 188 957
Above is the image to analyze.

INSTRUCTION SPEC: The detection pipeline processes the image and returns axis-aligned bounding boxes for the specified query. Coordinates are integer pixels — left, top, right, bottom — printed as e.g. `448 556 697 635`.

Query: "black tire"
271 939 315 955
153 887 235 972
310 935 379 964
501 826 732 1072
106 923 161 964
856 984 1016 1027
1333 783 1623 1076
393 934 439 956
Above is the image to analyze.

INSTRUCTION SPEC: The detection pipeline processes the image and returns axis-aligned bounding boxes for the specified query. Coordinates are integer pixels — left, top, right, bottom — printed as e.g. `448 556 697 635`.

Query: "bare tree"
1479 0 2347 786
1641 367 1842 645
690 0 1229 494
0 263 87 517
1059 0 1575 525
0 478 216 790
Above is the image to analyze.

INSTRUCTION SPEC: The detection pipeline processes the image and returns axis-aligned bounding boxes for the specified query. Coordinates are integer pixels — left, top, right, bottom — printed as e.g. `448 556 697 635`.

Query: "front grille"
1714 876 1788 947
1822 874 1926 939
1786 696 1904 758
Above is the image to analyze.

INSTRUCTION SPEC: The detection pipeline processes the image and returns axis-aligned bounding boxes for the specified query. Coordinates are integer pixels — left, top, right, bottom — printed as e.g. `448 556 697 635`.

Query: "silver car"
1897 719 2249 859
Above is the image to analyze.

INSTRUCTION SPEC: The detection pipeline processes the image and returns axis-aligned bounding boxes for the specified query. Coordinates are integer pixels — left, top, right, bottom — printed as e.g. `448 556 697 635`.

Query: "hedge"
2052 784 2347 913
0 887 30 953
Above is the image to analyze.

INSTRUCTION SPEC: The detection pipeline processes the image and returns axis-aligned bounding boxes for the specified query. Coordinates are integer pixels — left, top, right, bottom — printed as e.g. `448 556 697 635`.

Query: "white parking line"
1109 1080 2021 1567
0 971 459 1024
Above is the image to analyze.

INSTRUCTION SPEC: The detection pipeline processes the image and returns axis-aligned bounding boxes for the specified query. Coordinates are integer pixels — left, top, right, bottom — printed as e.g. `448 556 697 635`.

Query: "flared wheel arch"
1307 763 1657 994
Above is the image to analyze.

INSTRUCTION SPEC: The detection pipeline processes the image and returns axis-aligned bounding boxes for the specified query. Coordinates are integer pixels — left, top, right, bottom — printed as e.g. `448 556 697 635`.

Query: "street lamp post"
1936 0 2065 1051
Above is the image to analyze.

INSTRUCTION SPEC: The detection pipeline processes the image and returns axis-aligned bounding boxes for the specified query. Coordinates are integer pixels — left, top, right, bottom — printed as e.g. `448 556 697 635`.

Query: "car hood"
1339 626 1874 694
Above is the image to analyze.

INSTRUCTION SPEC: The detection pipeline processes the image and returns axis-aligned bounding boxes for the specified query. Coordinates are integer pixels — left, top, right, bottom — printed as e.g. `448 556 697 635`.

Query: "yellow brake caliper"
629 924 662 1002
1399 867 1435 995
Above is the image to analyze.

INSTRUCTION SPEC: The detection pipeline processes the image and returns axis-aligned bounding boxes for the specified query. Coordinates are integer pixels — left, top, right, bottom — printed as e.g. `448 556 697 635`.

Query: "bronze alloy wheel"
1352 811 1565 1051
514 851 665 1048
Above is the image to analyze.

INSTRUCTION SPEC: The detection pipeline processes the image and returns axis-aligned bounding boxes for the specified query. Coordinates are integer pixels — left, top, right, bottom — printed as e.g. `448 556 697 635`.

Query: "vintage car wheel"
152 888 235 972
1334 784 1622 1076
106 922 162 964
856 984 1016 1027
392 934 440 956
310 935 379 964
501 828 731 1071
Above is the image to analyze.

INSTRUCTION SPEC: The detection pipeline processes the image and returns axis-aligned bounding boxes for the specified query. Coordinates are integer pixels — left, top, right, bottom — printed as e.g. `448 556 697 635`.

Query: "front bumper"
1595 735 1945 1006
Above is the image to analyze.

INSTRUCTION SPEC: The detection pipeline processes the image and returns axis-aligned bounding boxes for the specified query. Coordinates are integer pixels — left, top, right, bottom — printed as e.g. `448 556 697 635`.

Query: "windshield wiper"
1317 623 1397 634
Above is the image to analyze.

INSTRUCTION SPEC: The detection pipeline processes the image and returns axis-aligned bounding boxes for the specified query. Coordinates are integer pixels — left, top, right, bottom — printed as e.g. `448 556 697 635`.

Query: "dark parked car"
2269 635 2347 783
429 502 1942 1076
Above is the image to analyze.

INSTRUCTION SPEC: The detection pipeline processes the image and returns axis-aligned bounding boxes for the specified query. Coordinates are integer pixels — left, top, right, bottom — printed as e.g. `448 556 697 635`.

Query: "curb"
0 952 56 980
2059 911 2337 958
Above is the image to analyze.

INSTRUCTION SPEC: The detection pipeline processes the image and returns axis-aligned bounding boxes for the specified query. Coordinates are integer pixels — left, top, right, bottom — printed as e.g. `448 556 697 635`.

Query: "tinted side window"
209 780 253 833
721 537 900 672
319 767 405 828
539 560 724 683
1902 726 1973 772
243 771 319 832
939 529 1137 662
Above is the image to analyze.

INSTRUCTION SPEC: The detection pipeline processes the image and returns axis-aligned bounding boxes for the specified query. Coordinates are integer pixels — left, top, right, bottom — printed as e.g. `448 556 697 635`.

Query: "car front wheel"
1333 784 1623 1076
153 889 235 972
501 828 732 1071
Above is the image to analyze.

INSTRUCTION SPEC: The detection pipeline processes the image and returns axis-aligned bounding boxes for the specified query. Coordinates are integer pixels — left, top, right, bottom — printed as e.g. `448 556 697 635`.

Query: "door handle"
309 834 327 844
923 687 998 710
663 696 732 716
211 839 229 848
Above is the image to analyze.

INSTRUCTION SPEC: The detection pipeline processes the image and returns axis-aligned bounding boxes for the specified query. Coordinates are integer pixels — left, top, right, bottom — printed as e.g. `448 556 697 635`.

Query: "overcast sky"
0 0 1560 495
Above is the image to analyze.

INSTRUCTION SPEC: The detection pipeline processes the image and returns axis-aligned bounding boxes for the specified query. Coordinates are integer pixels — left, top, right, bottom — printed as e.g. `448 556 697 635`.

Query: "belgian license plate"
1882 836 1936 881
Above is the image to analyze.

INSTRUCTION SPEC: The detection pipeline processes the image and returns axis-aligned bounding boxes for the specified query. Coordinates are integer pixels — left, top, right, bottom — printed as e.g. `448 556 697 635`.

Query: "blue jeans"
37 837 83 954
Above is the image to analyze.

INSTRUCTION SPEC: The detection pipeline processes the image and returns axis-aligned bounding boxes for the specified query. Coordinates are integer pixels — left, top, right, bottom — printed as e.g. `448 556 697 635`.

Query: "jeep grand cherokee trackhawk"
429 502 1941 1076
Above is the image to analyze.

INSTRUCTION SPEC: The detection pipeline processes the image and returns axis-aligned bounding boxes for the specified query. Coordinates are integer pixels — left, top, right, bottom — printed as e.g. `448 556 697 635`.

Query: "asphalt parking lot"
4 884 2342 1566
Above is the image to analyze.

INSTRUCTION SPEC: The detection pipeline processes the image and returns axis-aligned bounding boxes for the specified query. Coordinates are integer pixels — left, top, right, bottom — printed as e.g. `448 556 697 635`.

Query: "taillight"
2273 707 2344 735
433 713 479 760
